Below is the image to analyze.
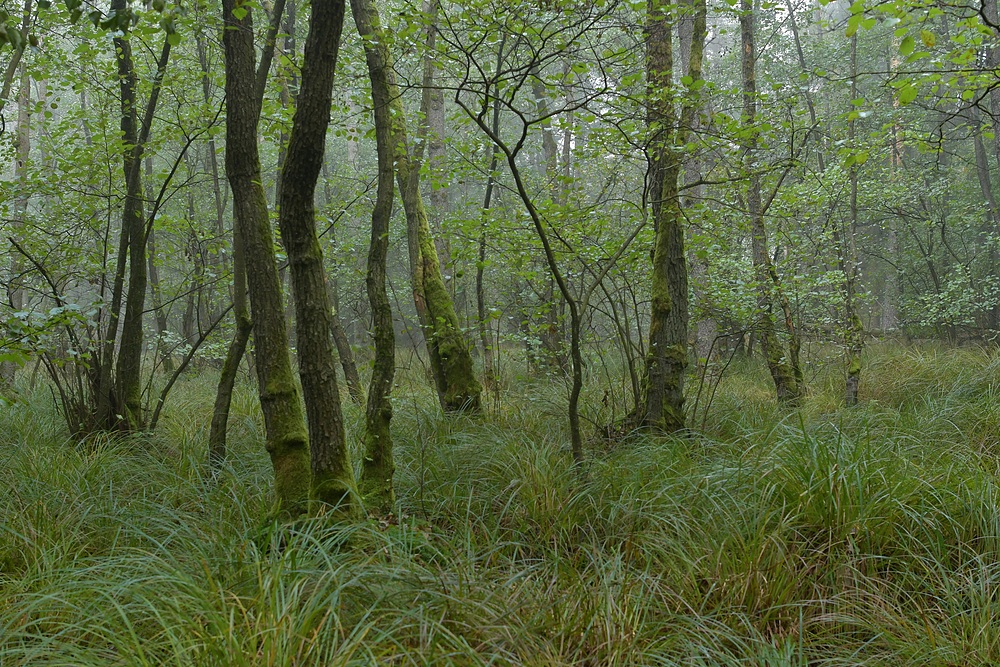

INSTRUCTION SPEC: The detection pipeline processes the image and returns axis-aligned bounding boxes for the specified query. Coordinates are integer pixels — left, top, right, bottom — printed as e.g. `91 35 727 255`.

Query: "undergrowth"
2 343 1000 665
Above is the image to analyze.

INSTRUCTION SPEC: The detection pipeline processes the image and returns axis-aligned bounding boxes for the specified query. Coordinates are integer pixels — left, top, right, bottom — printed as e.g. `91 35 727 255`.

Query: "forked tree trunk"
223 0 310 515
352 0 482 413
112 21 172 430
277 0 360 514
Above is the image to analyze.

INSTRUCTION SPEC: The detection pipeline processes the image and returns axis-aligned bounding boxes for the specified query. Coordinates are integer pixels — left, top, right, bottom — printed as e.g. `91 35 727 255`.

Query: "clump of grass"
3 344 1000 665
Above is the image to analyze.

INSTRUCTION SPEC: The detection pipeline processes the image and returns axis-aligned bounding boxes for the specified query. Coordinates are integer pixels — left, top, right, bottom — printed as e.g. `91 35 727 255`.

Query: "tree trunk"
740 0 800 404
320 160 365 404
277 0 360 514
641 0 703 432
209 226 252 469
113 22 173 430
223 0 310 516
844 34 862 405
357 12 397 512
476 54 504 390
2 64 30 392
352 0 482 413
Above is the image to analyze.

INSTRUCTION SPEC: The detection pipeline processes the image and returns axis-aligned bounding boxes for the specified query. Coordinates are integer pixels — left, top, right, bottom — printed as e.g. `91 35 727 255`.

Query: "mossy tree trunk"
223 0 310 516
277 0 361 515
354 0 397 511
641 0 704 432
740 0 801 404
352 0 482 413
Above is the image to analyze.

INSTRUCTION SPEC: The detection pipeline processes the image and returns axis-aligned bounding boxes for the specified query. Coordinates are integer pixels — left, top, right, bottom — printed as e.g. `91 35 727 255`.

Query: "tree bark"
277 0 360 514
2 64 30 391
740 0 801 404
112 23 172 430
641 0 704 432
352 0 482 413
357 11 397 511
223 0 310 516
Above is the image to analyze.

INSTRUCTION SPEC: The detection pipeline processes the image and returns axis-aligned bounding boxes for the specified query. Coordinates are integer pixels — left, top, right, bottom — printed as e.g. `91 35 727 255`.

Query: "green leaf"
900 35 914 56
167 31 181 46
898 84 918 105
920 29 936 47
231 5 247 20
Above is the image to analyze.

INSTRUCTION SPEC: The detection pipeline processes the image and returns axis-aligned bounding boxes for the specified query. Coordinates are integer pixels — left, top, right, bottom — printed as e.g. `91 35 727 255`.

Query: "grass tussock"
3 343 1000 665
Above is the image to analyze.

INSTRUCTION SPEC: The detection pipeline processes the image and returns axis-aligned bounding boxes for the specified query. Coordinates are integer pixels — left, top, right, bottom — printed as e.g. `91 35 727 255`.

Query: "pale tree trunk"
357 10 397 511
223 0 310 515
422 22 451 287
277 0 360 514
883 48 902 334
740 0 801 404
476 45 504 390
352 0 482 412
196 33 229 314
2 65 30 392
531 72 568 373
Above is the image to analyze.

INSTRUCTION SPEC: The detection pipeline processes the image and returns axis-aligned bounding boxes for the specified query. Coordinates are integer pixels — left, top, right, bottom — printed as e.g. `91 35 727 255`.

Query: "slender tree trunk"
204 23 252 468
2 65 30 391
196 33 230 312
843 34 862 405
789 0 854 401
679 0 715 365
112 22 172 430
223 0 310 515
320 160 365 404
357 15 397 511
531 72 568 373
740 0 800 404
209 226 251 469
351 0 481 412
277 0 360 514
476 52 504 389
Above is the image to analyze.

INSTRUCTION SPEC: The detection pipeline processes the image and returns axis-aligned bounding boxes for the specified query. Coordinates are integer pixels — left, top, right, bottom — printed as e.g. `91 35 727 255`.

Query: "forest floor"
2 343 1000 665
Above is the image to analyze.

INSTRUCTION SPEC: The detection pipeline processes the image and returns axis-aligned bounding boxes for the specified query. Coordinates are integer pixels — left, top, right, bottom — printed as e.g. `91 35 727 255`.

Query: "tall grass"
3 343 1000 665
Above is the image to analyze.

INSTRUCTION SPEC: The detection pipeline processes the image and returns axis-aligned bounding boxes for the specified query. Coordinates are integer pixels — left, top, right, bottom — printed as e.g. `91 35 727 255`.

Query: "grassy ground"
2 343 1000 665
